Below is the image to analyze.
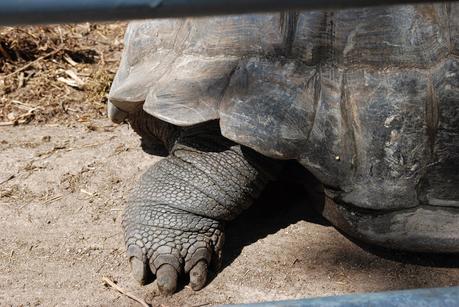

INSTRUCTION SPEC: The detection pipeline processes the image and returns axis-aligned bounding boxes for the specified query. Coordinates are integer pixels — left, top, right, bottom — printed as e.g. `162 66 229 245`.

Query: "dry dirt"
0 120 458 307
0 23 458 307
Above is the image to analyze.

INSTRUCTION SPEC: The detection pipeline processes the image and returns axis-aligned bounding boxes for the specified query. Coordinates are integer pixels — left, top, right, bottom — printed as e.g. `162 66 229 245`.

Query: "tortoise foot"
123 194 224 295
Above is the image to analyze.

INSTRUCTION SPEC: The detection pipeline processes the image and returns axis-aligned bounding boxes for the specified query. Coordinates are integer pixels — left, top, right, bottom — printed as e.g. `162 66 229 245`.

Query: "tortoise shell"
109 3 459 252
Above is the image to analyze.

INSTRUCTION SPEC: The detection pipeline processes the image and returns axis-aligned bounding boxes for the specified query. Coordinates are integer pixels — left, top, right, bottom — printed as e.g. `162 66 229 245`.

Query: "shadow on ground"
211 163 459 290
222 178 328 269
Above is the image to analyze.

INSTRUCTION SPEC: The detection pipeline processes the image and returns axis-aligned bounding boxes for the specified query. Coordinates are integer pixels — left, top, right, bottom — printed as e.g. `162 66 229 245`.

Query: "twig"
63 54 78 66
79 142 105 148
41 195 63 205
0 100 40 126
37 145 67 159
0 175 14 185
80 189 94 197
12 100 43 111
96 262 106 273
102 277 149 307
1 47 63 80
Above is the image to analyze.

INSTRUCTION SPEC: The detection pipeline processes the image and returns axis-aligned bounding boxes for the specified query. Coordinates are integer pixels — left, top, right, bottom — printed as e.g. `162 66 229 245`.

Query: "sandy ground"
0 119 458 306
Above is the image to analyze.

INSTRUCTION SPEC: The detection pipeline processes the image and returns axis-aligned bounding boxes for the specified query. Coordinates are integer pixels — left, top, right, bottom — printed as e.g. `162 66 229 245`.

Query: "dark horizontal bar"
228 286 459 307
0 0 453 26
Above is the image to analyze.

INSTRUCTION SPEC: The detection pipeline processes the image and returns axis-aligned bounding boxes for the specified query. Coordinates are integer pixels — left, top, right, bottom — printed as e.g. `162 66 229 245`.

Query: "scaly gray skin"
123 111 279 295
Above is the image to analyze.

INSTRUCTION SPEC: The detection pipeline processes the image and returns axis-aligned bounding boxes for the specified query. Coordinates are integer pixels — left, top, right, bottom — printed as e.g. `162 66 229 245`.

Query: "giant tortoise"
108 3 459 295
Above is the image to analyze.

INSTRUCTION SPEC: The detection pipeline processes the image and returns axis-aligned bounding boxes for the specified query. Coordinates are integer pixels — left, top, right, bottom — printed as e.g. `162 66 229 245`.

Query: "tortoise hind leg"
123 127 279 295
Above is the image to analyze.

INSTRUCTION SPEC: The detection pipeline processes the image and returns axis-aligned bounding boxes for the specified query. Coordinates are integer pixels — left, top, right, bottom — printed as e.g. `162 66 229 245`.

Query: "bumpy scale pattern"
123 141 270 281
127 109 179 156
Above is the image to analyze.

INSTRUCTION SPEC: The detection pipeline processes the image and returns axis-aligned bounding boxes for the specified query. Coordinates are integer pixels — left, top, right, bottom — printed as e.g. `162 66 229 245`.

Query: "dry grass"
0 23 126 125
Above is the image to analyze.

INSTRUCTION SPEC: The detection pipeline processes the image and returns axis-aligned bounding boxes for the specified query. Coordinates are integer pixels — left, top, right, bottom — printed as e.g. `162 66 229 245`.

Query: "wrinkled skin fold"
123 116 279 294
